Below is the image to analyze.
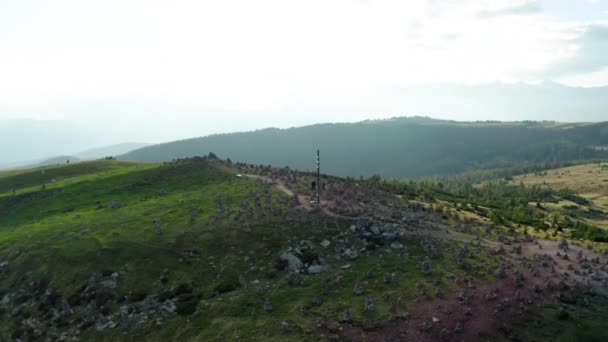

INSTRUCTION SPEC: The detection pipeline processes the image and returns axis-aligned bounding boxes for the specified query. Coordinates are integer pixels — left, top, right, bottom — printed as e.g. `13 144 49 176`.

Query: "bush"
176 294 199 316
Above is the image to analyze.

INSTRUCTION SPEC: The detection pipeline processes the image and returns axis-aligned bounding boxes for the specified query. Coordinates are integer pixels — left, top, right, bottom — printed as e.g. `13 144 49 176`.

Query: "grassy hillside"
1 156 608 341
121 117 608 179
509 162 608 241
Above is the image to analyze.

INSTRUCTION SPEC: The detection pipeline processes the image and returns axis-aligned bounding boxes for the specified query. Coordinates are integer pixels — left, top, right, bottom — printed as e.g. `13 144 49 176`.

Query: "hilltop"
121 117 608 179
1 156 608 341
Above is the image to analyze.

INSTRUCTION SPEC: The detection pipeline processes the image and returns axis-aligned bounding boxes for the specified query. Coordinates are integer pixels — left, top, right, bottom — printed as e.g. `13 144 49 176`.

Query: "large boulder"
280 253 304 271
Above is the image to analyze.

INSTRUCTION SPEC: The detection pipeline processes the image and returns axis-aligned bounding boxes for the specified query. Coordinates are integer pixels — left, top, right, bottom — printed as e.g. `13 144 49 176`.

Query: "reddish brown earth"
342 268 559 342
340 239 607 342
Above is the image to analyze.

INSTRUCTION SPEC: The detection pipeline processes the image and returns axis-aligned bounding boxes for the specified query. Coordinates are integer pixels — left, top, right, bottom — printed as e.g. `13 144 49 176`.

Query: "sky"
1 0 608 150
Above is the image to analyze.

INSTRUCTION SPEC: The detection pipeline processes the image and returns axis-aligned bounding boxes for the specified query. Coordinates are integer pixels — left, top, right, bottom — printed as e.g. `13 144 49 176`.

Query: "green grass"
0 159 601 341
514 292 608 342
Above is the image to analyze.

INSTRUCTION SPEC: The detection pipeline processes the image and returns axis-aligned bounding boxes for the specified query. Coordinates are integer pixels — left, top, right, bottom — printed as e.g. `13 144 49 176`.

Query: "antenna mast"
316 149 321 206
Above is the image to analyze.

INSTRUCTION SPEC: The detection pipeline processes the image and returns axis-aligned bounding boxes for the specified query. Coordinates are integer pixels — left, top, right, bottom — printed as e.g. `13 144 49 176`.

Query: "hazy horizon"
2 0 608 163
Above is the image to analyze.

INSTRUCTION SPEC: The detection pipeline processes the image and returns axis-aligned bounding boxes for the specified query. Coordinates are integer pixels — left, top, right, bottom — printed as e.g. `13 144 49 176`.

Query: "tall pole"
316 149 321 206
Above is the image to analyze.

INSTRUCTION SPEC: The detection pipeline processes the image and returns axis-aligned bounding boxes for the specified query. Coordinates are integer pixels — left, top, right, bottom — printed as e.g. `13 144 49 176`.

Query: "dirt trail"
242 173 295 197
241 173 343 216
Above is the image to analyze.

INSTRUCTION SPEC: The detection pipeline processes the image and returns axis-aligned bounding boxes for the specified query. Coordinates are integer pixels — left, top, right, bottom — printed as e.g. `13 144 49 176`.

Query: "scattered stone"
84 300 98 323
263 299 273 312
153 218 162 236
514 245 522 255
280 253 304 271
343 249 359 260
497 264 508 279
307 265 326 274
390 242 404 250
320 240 331 248
107 201 124 209
287 272 304 287
364 296 375 312
341 309 352 323
353 281 364 296
242 223 252 233
61 297 73 317
559 239 569 252
422 256 432 275
217 195 224 215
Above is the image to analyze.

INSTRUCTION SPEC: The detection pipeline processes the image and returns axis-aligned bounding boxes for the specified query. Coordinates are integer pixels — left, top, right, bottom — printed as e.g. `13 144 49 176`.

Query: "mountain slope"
1 156 608 341
121 118 608 179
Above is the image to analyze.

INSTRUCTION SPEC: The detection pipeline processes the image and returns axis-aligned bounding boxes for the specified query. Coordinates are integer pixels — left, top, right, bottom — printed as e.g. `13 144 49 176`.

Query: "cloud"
0 0 607 122
476 1 541 18
544 24 608 77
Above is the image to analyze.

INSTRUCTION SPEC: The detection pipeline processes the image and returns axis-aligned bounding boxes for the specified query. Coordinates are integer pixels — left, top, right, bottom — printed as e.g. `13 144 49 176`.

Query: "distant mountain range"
74 142 150 160
120 117 608 179
0 142 149 170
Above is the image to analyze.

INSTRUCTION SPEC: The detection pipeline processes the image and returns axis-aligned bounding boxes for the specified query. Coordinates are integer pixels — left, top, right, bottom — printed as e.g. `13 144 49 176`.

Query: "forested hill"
121 117 608 178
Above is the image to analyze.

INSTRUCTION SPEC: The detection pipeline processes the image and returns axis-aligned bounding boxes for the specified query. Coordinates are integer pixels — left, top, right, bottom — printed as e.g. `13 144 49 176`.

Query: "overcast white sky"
1 0 608 145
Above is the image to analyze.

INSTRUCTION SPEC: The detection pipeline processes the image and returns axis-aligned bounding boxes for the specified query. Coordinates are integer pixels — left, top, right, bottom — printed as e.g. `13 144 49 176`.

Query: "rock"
287 272 304 286
153 218 162 236
370 226 381 235
84 301 98 323
353 281 364 295
61 297 73 317
514 245 522 255
264 299 273 312
341 309 352 323
497 264 508 279
320 240 331 248
308 265 327 274
390 242 404 250
383 273 395 284
242 224 252 233
343 249 359 260
280 253 304 271
217 195 224 215
440 328 451 340
84 273 97 293
422 256 432 275
96 315 118 332
281 320 289 333
0 260 7 268
364 297 375 312
382 232 398 241
107 201 124 209
341 264 352 270
498 234 510 244
120 308 130 330
161 300 177 314
99 277 117 289
559 239 569 252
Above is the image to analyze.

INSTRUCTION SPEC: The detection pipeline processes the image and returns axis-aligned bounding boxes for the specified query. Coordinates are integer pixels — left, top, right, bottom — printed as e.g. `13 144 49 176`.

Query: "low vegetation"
1 156 607 341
